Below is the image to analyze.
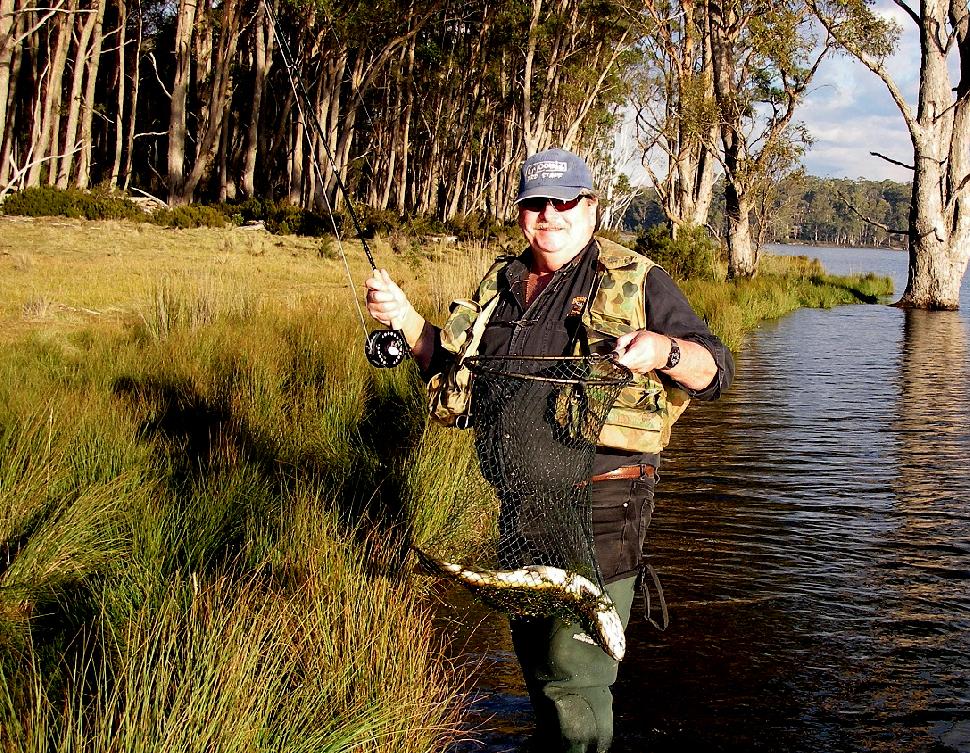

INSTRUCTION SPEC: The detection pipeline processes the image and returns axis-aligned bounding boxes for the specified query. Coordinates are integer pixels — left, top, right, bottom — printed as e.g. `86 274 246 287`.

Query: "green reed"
0 278 471 752
684 255 894 351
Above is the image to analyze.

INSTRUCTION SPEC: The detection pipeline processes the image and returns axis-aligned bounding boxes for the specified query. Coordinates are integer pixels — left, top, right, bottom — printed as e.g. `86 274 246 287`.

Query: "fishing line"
263 0 409 369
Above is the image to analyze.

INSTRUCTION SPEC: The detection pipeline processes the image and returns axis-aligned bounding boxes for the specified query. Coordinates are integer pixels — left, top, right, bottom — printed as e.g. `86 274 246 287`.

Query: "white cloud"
800 54 915 180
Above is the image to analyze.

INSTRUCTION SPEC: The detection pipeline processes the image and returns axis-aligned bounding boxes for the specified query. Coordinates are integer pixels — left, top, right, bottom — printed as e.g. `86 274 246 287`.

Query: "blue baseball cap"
515 147 595 203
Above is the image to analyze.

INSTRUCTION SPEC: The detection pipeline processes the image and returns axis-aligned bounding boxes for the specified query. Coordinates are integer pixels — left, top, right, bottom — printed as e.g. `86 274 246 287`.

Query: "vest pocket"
598 406 665 454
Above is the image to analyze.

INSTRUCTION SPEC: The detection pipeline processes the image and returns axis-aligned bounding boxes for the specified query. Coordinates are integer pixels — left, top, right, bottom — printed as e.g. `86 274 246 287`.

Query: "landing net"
461 354 631 613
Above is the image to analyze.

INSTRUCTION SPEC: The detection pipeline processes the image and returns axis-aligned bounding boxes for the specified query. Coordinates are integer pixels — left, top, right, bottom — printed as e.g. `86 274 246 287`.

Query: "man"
365 147 733 752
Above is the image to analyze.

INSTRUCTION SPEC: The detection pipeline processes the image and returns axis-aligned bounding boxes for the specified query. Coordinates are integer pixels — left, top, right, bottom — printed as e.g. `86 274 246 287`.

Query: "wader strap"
636 562 669 630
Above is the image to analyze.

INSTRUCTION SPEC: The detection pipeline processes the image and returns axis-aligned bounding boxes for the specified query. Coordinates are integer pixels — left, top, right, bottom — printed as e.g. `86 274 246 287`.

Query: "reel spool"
365 329 409 368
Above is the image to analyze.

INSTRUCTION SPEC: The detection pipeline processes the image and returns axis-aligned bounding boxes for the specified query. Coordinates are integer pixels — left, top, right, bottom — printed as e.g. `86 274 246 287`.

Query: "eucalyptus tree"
166 0 244 204
631 0 720 235
519 0 636 156
0 0 124 191
464 0 638 215
238 1 273 199
382 0 498 218
811 0 970 309
349 0 636 220
708 0 830 277
53 0 102 188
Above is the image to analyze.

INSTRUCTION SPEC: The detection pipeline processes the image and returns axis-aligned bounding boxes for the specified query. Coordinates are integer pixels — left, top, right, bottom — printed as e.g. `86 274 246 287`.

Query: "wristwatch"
662 337 681 370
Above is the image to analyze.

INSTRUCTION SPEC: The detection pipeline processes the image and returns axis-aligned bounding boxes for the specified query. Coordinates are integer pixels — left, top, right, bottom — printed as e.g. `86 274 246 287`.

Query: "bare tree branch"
837 189 910 235
944 172 970 215
870 150 914 170
1 143 81 201
891 0 921 27
130 186 168 206
147 52 171 100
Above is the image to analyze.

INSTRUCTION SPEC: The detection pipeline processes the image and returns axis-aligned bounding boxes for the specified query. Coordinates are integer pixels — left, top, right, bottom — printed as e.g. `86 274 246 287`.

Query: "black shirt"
426 238 735 472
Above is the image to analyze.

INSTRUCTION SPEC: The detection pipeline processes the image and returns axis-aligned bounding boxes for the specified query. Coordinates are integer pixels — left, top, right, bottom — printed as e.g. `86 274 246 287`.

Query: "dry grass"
0 218 372 338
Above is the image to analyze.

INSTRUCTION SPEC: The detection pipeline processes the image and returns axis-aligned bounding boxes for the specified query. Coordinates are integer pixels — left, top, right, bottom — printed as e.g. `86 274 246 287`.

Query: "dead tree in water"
813 0 970 310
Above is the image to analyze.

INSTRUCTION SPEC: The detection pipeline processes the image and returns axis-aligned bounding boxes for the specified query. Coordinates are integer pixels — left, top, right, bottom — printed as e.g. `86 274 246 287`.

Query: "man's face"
517 195 598 266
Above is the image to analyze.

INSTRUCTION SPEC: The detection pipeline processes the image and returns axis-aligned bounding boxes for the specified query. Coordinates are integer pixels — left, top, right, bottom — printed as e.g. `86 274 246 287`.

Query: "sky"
798 1 921 182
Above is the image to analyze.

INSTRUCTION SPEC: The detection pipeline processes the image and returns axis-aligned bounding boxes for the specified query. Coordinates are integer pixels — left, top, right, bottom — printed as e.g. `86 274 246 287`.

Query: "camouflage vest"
431 237 690 453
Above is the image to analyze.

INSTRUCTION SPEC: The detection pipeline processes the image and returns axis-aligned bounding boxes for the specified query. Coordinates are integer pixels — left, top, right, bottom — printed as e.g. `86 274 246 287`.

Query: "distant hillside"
624 176 911 249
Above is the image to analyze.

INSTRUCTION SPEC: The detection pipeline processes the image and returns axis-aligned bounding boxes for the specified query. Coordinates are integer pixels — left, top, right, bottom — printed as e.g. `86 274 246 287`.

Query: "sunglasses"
517 195 590 213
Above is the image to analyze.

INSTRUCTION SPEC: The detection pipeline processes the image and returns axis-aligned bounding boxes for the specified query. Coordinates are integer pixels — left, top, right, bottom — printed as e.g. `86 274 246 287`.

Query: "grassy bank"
0 217 891 751
685 254 893 351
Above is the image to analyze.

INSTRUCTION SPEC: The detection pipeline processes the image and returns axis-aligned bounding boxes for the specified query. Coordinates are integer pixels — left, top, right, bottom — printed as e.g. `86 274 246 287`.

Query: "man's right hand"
364 269 436 371
365 268 414 331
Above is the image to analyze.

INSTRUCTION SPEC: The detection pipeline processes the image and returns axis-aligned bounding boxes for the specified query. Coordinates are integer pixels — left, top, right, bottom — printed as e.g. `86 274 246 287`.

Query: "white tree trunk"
167 0 197 203
240 2 271 197
57 0 99 188
109 0 126 186
893 0 969 308
27 0 75 186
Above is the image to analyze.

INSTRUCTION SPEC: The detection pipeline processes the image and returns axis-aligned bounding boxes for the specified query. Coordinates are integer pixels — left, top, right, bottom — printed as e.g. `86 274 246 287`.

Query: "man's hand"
612 329 718 392
365 268 415 331
364 269 436 371
612 329 671 373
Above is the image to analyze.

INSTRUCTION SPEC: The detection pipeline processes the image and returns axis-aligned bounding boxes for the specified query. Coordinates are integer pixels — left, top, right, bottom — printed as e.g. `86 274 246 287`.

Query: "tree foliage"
0 0 637 219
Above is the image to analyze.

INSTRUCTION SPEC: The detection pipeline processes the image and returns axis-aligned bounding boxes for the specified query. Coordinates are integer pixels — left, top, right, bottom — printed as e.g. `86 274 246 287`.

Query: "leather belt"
588 464 655 483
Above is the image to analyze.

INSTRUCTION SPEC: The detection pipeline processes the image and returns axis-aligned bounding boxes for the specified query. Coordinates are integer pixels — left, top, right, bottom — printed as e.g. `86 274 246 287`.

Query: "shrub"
2 186 145 222
635 223 719 281
317 236 339 260
208 198 339 237
263 202 305 235
445 212 506 241
404 213 447 237
355 205 401 238
150 204 229 229
232 197 267 225
388 229 413 256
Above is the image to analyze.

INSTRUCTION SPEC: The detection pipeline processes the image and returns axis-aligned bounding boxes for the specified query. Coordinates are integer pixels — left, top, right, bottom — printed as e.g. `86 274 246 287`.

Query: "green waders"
509 575 637 753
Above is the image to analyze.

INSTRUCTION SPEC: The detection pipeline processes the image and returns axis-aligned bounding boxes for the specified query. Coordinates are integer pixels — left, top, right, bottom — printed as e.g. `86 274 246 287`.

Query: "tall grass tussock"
0 215 891 750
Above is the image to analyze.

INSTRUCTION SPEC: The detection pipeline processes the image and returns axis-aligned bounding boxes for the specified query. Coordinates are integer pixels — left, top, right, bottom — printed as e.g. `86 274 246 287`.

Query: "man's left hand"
612 330 719 392
612 329 671 374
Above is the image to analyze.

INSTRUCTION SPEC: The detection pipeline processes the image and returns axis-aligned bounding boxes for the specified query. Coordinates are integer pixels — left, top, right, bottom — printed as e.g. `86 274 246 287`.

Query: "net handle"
465 354 633 386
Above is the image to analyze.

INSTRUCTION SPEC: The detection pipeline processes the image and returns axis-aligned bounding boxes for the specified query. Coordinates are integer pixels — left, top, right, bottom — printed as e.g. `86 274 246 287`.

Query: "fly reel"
365 329 409 368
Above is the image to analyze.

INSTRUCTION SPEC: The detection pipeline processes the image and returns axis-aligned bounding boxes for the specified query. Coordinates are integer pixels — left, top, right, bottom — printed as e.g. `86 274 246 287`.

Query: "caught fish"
413 547 625 661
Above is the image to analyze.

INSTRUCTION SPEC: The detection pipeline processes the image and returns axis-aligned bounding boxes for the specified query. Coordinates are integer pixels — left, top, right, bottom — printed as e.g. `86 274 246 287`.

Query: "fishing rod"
263 0 409 369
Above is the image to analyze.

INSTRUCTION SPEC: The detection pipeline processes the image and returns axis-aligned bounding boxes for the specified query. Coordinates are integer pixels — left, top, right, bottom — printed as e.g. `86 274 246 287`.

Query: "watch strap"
662 337 681 370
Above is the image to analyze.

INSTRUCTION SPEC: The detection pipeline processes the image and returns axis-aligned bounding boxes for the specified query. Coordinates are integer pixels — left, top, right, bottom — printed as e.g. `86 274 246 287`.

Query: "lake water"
445 245 970 753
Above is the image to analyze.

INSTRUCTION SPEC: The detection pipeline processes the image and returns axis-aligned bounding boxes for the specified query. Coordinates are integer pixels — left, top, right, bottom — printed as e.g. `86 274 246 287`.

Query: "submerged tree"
811 0 970 309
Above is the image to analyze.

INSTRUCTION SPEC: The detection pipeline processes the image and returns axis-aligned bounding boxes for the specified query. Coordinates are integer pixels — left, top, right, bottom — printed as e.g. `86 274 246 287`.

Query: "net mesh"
462 354 631 612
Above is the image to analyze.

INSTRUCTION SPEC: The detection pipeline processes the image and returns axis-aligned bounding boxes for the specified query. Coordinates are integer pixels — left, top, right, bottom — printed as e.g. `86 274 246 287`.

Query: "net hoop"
466 354 633 387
